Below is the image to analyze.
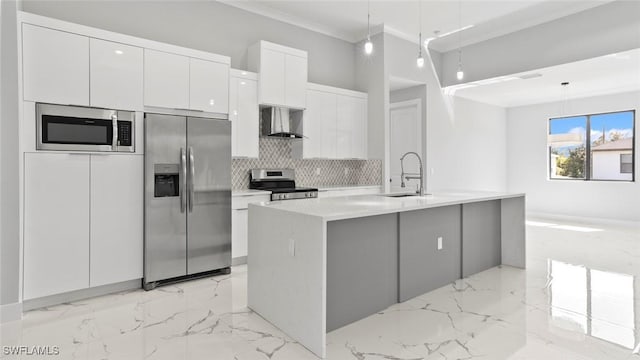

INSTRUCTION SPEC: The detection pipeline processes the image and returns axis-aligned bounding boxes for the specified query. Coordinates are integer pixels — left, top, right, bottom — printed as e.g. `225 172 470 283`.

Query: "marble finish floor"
2 216 639 359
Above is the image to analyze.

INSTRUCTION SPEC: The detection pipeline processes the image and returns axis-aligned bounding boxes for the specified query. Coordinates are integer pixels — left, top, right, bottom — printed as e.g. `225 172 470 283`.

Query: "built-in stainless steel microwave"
36 103 135 152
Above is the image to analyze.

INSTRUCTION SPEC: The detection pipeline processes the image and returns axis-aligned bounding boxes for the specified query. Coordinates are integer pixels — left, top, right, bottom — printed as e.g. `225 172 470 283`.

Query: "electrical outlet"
430 168 435 175
437 237 443 250
288 239 296 256
316 168 321 176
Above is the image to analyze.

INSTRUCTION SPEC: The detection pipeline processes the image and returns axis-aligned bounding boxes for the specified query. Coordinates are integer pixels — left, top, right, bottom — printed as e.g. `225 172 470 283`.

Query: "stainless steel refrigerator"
143 113 231 290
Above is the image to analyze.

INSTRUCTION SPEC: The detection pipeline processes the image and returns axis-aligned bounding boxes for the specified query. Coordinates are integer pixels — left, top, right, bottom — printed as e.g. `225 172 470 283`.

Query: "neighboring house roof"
592 138 633 152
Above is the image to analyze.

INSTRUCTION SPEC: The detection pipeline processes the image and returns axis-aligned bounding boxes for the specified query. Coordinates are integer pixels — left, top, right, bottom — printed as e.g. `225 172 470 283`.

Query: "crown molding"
217 0 360 43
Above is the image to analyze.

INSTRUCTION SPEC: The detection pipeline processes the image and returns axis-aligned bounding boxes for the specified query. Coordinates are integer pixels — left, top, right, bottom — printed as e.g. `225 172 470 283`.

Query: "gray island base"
247 191 526 358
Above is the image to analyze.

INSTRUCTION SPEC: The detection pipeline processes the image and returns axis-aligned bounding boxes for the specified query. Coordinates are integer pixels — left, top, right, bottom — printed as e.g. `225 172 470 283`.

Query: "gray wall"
1 0 21 307
355 33 387 162
440 0 640 86
21 0 358 90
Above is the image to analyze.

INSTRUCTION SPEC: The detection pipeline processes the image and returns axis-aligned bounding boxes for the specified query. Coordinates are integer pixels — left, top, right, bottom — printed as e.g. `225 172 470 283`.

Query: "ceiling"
447 48 640 107
220 0 613 52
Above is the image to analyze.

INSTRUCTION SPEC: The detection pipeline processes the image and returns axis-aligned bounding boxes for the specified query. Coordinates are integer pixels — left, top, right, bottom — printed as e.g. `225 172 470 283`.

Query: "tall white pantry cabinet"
23 154 143 299
18 12 231 303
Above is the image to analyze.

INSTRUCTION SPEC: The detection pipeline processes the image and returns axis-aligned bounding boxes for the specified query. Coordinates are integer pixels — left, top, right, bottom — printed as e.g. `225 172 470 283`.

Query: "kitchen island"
247 191 526 358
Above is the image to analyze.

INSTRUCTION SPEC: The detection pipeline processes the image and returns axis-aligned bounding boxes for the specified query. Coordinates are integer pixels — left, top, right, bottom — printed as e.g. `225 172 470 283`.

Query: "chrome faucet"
400 152 425 196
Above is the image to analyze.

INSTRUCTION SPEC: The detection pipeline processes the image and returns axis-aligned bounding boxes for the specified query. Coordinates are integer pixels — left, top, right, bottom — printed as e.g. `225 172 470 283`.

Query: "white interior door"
389 100 422 193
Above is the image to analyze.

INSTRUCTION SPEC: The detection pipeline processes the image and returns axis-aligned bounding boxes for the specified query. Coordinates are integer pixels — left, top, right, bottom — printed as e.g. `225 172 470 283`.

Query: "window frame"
547 109 635 182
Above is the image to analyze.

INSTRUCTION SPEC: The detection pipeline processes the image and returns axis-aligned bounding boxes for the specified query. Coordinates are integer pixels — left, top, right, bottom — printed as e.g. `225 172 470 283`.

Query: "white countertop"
232 189 271 197
251 191 525 221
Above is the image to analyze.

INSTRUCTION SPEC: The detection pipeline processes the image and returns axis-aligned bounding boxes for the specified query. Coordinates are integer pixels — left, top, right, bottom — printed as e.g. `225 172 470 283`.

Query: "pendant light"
416 0 424 68
364 0 373 55
456 0 464 80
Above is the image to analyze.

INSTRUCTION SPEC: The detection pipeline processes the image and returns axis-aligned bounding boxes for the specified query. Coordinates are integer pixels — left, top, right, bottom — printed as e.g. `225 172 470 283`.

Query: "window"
620 154 632 174
548 110 635 181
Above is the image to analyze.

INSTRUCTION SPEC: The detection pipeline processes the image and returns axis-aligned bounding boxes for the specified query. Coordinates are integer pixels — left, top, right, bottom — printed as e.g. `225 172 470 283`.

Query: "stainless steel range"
249 169 318 201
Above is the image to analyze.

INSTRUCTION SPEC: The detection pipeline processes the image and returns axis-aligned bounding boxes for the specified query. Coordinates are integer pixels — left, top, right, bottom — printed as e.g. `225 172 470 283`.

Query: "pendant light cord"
458 0 462 66
367 0 371 40
418 0 422 57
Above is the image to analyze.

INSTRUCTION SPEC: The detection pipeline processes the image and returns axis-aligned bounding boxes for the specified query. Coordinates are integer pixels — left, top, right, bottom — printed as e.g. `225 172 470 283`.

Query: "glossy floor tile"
1 216 639 359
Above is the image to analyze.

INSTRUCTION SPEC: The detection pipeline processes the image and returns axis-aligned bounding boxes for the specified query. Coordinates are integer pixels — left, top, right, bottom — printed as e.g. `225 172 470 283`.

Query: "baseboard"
1 302 22 323
527 212 640 229
232 256 247 266
23 279 141 311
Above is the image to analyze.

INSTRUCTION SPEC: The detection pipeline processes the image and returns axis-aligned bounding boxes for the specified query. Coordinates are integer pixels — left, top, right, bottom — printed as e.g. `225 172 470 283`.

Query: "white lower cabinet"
24 153 90 300
90 155 143 287
232 194 270 260
232 209 249 259
23 153 143 300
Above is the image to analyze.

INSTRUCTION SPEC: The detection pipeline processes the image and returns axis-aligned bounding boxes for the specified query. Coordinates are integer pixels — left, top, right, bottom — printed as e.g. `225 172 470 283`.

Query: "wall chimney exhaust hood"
261 106 304 139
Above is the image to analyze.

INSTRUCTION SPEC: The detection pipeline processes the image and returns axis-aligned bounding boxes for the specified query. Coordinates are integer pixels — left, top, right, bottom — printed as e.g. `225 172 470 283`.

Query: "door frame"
388 99 423 193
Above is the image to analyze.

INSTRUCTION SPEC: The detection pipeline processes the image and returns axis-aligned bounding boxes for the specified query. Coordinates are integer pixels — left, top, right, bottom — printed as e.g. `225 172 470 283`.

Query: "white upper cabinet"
189 58 229 113
144 49 190 109
249 41 308 109
353 96 368 159
293 84 367 160
90 155 143 287
229 70 259 158
22 24 89 106
295 89 327 158
90 38 143 110
337 94 368 159
257 48 286 106
284 54 308 109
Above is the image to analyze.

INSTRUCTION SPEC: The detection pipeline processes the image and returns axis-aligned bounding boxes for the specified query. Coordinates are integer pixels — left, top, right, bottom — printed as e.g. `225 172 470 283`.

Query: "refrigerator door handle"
180 148 187 213
188 146 195 212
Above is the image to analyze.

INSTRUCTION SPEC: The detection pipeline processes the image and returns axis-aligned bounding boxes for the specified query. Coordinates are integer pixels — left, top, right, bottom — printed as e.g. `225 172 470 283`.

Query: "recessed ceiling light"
517 73 543 80
114 50 124 55
605 53 631 60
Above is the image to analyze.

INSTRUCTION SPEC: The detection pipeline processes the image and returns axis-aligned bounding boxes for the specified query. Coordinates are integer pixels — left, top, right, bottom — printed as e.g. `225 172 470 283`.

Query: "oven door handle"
111 113 118 150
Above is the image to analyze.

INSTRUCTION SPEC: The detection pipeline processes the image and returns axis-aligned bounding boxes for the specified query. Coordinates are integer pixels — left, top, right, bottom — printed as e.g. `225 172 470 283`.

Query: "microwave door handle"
111 114 118 150
180 148 187 213
188 147 195 212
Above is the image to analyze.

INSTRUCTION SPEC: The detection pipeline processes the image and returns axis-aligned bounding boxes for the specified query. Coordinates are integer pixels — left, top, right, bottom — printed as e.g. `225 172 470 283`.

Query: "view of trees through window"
548 111 635 181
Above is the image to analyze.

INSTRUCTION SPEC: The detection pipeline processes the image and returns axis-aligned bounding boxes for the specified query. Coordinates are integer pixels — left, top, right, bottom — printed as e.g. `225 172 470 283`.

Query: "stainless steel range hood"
261 107 304 139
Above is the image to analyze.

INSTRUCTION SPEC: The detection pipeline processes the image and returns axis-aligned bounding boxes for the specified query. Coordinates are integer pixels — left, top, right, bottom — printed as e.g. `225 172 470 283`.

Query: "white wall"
447 97 507 191
440 1 640 87
506 91 640 221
